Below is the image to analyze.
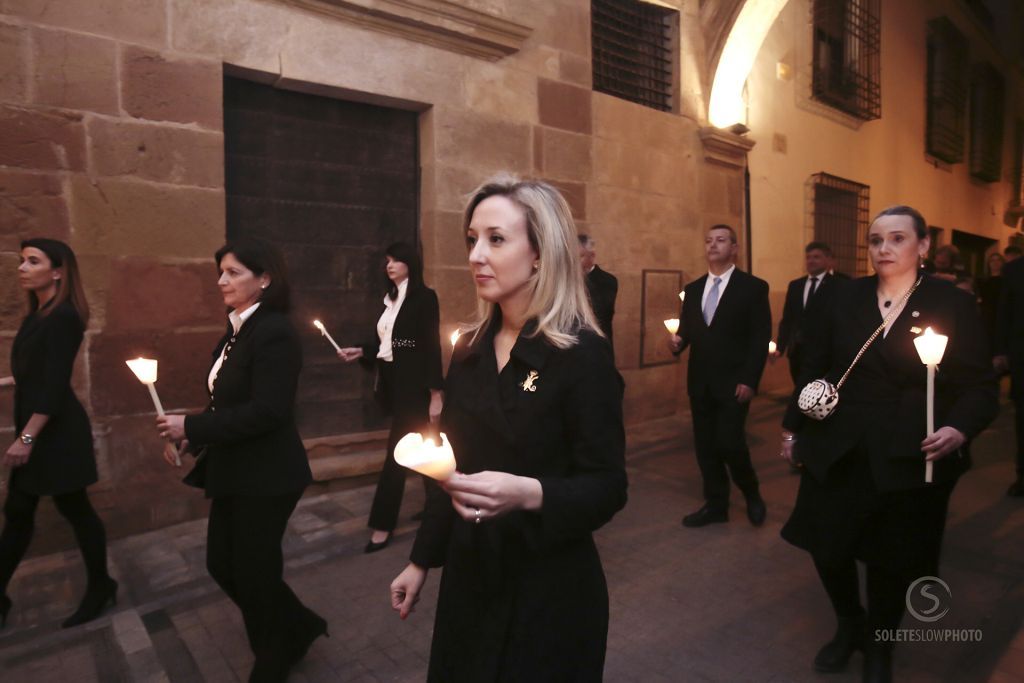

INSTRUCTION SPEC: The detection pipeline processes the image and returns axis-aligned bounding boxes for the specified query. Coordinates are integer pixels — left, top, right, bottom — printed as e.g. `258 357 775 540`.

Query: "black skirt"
781 442 957 577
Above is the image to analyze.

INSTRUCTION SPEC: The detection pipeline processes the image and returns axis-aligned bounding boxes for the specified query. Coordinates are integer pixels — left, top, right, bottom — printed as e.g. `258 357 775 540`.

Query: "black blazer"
359 285 443 415
674 269 772 399
585 265 618 347
10 302 96 495
411 320 627 681
783 275 998 492
184 306 312 498
777 272 839 357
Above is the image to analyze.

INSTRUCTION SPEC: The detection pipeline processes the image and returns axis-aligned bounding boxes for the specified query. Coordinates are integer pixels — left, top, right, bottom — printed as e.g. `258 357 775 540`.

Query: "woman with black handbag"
0 238 115 630
779 206 998 682
157 238 326 682
337 242 443 553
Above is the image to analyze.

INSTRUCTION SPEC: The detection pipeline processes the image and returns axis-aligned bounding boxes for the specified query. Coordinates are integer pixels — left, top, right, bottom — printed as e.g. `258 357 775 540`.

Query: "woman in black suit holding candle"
0 238 115 630
779 206 998 683
338 242 443 553
389 177 628 682
157 238 326 682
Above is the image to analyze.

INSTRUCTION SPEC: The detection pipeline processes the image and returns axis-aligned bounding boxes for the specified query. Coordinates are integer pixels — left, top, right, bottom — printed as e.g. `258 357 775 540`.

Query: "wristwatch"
19 433 34 446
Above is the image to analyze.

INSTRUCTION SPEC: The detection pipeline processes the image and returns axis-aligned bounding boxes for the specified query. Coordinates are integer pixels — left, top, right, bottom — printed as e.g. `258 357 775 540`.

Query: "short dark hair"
383 242 424 301
1005 245 1023 257
805 241 832 256
215 238 291 312
708 224 738 244
873 205 928 240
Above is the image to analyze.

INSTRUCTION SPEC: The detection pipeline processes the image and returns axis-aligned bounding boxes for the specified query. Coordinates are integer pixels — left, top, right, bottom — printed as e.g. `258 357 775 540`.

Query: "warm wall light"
708 0 790 128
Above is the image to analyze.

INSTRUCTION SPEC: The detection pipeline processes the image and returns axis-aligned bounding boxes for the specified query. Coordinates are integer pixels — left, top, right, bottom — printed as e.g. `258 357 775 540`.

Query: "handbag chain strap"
835 276 923 390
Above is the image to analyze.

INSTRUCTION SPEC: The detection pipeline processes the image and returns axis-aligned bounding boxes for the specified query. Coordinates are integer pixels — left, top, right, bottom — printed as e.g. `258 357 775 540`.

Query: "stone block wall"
0 0 750 547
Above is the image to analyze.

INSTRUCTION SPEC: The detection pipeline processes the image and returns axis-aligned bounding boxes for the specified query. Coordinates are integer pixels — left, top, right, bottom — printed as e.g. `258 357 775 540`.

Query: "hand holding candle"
313 319 342 353
913 327 948 483
393 432 456 481
126 357 180 467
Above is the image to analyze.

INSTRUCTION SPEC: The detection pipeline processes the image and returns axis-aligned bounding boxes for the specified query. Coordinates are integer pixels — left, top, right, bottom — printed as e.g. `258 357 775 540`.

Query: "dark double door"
224 76 419 438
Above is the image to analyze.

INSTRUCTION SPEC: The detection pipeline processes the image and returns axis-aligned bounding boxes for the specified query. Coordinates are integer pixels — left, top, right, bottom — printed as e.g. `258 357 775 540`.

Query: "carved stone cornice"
281 0 533 61
698 126 756 168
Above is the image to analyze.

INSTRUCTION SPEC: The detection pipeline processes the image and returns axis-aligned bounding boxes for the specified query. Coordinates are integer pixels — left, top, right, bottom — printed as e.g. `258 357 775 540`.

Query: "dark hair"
1005 245 1022 257
20 238 90 325
577 234 594 248
873 205 928 240
214 238 291 312
708 224 738 244
805 241 832 256
383 242 424 301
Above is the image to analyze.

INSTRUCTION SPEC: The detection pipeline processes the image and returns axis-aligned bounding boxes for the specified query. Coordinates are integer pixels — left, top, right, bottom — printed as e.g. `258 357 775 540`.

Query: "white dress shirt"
208 302 261 393
701 264 736 311
376 279 408 362
803 273 824 307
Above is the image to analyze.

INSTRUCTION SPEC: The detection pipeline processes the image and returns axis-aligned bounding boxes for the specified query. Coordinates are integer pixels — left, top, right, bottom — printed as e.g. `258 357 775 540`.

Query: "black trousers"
787 349 803 387
1014 398 1024 477
815 558 911 648
206 492 323 673
689 389 760 509
0 485 109 595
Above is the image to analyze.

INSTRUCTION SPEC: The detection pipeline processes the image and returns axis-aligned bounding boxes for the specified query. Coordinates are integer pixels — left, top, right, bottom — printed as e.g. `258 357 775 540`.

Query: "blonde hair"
462 175 601 350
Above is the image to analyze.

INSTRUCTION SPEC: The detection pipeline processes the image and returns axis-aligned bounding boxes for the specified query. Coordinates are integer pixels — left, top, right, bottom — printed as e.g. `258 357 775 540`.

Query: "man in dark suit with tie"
774 241 837 385
995 253 1024 497
670 225 772 527
579 234 618 349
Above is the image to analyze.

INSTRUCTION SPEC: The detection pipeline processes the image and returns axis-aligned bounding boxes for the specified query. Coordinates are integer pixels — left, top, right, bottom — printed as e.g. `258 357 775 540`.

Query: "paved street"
0 392 1021 682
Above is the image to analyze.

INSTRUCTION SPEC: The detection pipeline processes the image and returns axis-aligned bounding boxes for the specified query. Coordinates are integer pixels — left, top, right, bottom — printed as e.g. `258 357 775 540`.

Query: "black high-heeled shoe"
0 594 11 629
62 577 118 629
814 612 865 672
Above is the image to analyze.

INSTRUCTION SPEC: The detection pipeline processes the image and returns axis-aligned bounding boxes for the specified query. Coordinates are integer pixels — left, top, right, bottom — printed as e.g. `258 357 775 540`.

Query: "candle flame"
313 319 325 332
913 327 948 365
450 329 461 347
768 340 777 354
679 290 685 302
664 319 680 335
394 432 456 481
126 357 159 384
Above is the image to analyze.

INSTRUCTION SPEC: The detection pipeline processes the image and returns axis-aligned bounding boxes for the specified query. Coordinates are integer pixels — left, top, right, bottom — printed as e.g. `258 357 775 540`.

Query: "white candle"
313 319 342 352
126 358 179 467
913 327 949 483
393 432 456 481
664 319 680 335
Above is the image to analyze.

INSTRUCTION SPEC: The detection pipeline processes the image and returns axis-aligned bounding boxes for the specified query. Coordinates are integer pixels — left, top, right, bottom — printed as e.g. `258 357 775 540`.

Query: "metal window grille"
592 0 676 112
925 18 968 164
811 0 881 121
969 62 1005 183
808 173 870 276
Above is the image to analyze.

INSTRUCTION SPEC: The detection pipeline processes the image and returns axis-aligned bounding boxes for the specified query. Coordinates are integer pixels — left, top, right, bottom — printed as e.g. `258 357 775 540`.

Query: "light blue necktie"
703 276 722 325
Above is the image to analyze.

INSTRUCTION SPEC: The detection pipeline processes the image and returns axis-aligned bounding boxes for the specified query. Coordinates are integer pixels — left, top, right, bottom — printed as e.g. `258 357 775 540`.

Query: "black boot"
862 644 893 683
62 577 118 628
814 611 865 672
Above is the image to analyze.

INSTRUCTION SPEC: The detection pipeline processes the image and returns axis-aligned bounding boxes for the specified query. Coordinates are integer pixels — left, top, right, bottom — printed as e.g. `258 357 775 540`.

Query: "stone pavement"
0 393 1022 682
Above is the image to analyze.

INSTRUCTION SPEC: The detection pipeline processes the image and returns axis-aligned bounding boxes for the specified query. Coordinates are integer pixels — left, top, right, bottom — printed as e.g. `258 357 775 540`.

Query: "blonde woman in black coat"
780 206 998 682
338 242 443 553
390 177 628 682
0 239 115 630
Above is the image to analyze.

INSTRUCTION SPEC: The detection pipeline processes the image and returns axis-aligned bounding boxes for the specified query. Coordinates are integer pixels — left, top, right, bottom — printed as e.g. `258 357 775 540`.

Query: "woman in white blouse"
338 243 443 552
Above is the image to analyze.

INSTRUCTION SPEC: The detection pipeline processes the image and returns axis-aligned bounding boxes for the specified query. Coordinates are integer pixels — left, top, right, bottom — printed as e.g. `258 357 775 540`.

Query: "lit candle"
312 319 342 352
393 432 456 481
126 357 179 467
912 327 949 483
664 319 680 335
678 290 685 302
450 329 461 348
768 340 777 354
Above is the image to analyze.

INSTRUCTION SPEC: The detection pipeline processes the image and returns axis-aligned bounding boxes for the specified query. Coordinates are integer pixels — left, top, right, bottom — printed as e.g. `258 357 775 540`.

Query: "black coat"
776 272 839 358
675 269 772 398
783 275 998 492
585 266 618 347
411 320 627 682
360 285 443 416
10 302 96 495
996 257 1024 396
184 307 312 499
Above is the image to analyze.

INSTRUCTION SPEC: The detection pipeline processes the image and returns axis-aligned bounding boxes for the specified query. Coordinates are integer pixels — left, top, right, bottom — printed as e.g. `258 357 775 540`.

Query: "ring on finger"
474 507 481 524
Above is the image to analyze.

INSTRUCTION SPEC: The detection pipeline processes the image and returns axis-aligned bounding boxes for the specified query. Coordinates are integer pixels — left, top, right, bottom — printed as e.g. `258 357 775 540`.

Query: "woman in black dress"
389 177 628 682
157 238 326 682
337 242 443 553
0 238 115 629
779 206 998 682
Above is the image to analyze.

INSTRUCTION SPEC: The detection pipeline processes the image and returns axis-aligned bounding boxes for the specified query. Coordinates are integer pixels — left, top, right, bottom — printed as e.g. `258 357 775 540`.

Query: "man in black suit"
670 225 772 527
774 241 838 386
579 234 618 349
995 253 1024 497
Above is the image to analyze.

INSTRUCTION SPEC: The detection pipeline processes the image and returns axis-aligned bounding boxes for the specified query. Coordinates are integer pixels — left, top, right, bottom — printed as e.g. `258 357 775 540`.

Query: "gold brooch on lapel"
520 370 539 392
910 326 922 335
